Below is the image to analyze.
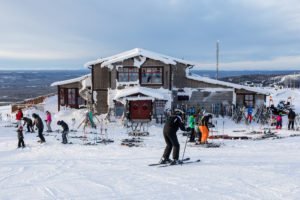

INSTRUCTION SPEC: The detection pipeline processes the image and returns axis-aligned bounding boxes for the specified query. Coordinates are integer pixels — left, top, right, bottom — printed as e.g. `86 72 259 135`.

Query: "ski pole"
181 131 190 165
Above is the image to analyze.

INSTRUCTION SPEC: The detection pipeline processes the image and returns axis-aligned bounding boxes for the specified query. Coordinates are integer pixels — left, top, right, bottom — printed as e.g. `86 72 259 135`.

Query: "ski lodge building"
52 48 269 121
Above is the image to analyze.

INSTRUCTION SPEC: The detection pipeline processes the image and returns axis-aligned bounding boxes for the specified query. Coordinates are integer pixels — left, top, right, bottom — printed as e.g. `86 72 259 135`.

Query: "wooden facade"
87 50 268 119
57 83 86 111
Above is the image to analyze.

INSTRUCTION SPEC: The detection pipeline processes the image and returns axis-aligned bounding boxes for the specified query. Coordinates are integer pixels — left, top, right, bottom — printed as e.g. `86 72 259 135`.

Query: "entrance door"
130 100 151 120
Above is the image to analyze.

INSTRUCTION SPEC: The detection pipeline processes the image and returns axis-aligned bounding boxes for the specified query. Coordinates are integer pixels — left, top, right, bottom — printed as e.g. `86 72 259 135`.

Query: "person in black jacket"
17 126 25 148
23 117 34 133
159 109 190 165
288 109 296 130
57 120 69 144
32 113 46 143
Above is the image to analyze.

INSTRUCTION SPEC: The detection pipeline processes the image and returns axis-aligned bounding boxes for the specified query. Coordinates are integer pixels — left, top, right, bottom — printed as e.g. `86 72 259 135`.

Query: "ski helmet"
174 108 184 116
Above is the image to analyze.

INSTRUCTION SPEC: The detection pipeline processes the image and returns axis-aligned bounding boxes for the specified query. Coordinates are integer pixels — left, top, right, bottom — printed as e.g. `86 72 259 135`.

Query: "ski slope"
0 89 300 200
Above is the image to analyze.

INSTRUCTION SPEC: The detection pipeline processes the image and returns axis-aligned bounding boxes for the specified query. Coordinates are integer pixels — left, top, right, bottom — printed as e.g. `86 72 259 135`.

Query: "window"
244 94 254 107
68 89 76 105
118 67 139 82
141 67 163 84
78 95 86 105
178 95 189 101
60 88 65 105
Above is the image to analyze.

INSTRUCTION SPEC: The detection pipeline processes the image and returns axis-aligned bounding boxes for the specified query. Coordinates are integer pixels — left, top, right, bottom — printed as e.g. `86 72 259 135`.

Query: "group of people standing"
160 108 214 165
15 109 69 148
188 112 214 144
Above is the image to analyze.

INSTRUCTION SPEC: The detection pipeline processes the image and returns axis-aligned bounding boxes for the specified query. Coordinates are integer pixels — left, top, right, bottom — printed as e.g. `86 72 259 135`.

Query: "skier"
288 109 296 130
188 114 196 142
276 113 282 130
32 113 46 143
246 106 253 123
199 114 214 144
270 115 276 126
45 111 53 132
22 117 34 133
17 126 25 148
16 108 23 128
187 107 195 116
159 108 190 165
57 120 69 144
215 104 220 118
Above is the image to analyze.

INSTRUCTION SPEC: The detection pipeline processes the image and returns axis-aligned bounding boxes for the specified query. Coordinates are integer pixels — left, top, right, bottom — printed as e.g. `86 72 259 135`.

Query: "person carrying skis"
32 113 46 143
276 112 282 130
159 108 190 165
16 108 23 128
246 106 253 123
23 117 34 133
17 126 25 148
199 114 214 144
45 111 53 132
57 120 69 144
288 109 296 130
188 114 196 142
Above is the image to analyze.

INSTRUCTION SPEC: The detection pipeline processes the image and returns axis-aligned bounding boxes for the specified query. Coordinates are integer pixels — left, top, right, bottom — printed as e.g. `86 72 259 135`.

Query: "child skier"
276 113 282 130
23 117 34 132
46 111 53 132
17 126 25 148
57 120 69 144
159 109 190 165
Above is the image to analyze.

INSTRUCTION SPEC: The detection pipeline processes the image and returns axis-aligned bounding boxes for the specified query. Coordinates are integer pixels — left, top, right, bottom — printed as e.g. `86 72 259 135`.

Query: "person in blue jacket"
246 106 253 123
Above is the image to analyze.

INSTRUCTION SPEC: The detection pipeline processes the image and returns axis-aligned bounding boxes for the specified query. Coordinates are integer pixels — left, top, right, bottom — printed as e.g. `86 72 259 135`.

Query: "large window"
244 94 254 107
78 95 86 105
118 67 139 82
68 89 76 106
59 88 65 105
141 67 163 84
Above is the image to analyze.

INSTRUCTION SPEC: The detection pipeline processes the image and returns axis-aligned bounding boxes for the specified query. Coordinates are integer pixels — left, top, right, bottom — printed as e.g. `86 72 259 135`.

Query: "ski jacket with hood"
163 115 186 134
16 110 23 120
57 120 69 132
288 110 296 120
32 114 44 129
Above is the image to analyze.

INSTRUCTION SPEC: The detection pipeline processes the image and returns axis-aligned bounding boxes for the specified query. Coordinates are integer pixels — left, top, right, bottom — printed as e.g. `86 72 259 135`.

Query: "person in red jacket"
16 108 23 128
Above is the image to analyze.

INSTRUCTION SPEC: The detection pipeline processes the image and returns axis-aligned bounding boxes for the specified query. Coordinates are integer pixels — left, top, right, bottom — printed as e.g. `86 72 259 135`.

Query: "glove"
186 127 191 132
208 124 215 128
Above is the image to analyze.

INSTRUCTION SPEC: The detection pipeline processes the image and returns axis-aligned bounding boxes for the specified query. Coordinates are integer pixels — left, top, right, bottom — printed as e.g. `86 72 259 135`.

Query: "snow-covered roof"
84 48 196 68
113 87 170 101
51 74 91 87
186 72 270 95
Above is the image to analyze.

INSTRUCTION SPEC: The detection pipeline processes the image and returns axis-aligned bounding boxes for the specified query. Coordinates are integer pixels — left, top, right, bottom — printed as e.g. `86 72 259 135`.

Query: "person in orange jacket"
199 114 214 144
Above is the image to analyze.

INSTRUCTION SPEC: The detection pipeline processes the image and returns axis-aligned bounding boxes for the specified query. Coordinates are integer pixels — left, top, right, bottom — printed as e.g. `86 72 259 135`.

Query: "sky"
1 0 300 70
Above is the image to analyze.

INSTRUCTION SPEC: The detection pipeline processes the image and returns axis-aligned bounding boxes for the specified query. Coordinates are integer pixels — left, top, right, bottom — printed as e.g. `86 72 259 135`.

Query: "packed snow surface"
0 89 300 199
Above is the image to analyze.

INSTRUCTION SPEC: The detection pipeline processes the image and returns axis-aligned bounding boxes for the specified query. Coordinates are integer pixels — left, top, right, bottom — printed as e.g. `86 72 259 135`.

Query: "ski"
159 159 201 167
148 157 190 166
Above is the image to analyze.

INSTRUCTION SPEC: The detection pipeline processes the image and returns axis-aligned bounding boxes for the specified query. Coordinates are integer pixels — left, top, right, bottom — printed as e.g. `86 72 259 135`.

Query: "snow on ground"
0 89 300 199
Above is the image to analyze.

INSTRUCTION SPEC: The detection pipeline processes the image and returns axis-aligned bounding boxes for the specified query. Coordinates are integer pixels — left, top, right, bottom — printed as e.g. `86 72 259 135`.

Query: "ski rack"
127 119 150 136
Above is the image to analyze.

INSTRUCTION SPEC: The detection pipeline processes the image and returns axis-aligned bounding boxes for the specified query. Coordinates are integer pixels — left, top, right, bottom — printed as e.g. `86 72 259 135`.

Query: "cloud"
1 0 300 69
195 55 300 70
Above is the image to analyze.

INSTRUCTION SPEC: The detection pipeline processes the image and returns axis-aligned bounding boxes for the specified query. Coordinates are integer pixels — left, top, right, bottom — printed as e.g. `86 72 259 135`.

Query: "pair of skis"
149 157 201 167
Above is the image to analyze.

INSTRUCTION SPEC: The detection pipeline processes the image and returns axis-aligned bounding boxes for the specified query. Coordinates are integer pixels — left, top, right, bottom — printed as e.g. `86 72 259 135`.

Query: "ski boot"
159 157 172 164
170 159 183 165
